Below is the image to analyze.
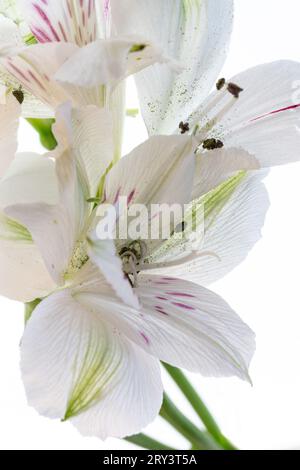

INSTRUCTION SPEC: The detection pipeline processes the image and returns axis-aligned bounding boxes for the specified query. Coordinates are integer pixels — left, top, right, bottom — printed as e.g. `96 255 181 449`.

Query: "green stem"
160 393 220 450
125 433 175 451
163 363 236 450
27 118 57 151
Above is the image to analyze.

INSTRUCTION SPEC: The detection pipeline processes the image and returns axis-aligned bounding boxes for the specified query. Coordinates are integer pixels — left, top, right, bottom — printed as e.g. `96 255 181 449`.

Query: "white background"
1 0 300 450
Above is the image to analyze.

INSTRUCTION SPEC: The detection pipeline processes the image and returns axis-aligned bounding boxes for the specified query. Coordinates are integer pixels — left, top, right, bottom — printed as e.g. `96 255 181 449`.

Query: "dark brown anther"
12 86 24 104
216 78 226 90
202 138 224 150
179 121 190 134
227 82 244 98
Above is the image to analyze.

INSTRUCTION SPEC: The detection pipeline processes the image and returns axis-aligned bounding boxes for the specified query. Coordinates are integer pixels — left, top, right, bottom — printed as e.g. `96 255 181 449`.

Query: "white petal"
19 0 99 46
78 272 255 381
72 106 113 197
0 14 23 46
0 92 20 178
0 16 53 117
192 147 259 200
110 0 233 134
0 151 58 208
0 147 59 301
104 135 196 253
21 289 163 439
137 275 255 380
5 203 75 285
105 135 196 206
134 275 255 381
199 61 300 167
55 36 178 89
156 170 270 286
0 42 79 108
4 106 88 284
0 64 53 117
0 213 55 302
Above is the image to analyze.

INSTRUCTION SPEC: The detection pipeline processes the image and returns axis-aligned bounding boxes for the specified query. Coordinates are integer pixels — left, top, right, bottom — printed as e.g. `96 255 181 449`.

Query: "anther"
227 82 244 98
179 121 190 134
12 86 24 104
216 78 226 90
202 138 224 150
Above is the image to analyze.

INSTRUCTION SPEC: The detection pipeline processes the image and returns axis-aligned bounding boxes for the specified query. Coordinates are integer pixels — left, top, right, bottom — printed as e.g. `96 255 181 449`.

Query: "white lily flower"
0 103 262 439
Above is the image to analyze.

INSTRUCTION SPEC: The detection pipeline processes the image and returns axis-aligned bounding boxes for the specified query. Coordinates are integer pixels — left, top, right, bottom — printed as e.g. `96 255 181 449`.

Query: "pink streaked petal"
128 274 256 381
250 103 300 122
1 42 82 108
104 0 110 18
211 61 300 167
167 292 196 298
172 302 196 311
19 0 98 46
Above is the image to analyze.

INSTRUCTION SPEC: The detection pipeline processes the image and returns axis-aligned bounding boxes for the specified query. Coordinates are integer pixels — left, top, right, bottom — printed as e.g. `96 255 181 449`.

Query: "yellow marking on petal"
64 323 122 420
0 214 32 242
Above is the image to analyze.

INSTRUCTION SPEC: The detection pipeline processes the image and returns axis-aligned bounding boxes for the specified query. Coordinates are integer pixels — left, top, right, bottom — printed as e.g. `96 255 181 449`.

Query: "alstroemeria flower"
0 102 265 438
0 0 180 116
111 0 300 283
0 0 184 161
109 0 234 135
5 82 299 437
112 1 300 171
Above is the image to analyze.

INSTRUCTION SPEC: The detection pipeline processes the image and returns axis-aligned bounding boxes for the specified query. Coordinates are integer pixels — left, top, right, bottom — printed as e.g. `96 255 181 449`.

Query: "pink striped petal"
19 0 98 46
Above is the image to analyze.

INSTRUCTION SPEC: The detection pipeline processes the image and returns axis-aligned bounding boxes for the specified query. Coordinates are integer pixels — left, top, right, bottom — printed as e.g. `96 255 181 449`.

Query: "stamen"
139 250 220 271
119 240 148 285
227 82 244 98
202 138 224 150
216 78 226 90
179 121 190 134
12 86 24 104
197 96 238 140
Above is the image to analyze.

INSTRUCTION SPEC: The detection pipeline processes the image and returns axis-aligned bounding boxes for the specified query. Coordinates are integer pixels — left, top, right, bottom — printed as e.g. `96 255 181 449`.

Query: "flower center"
65 240 89 278
119 240 148 285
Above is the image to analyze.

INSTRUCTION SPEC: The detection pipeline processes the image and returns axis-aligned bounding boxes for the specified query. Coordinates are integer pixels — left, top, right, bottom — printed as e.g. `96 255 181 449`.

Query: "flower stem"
160 393 220 450
163 363 236 450
125 433 175 450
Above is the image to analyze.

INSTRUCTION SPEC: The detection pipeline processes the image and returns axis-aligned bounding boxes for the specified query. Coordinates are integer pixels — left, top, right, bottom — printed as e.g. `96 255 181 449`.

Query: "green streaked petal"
202 171 247 224
0 212 32 242
21 289 162 439
64 323 122 420
149 172 246 263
